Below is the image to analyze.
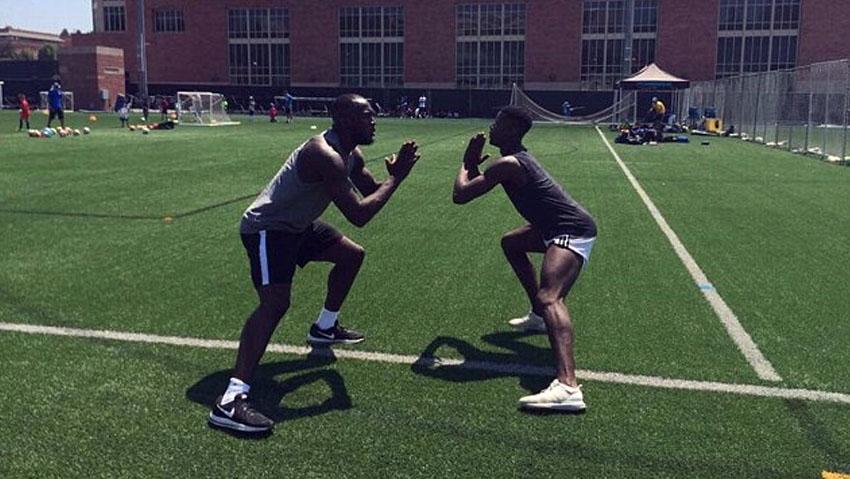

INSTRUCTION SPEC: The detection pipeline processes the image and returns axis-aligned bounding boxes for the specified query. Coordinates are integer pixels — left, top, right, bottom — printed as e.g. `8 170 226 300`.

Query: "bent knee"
500 233 520 253
535 291 561 309
346 243 366 266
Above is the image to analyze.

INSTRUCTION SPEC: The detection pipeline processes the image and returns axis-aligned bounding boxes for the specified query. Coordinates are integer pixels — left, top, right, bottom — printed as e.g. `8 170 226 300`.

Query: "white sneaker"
508 312 546 332
519 380 586 411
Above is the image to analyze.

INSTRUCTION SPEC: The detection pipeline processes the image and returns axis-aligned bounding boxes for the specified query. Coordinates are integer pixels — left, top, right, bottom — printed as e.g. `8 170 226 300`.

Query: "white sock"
315 307 339 330
221 377 250 405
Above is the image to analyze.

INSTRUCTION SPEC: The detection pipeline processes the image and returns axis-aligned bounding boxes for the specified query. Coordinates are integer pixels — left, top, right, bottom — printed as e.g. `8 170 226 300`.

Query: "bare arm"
348 149 381 197
452 159 517 204
453 133 519 204
319 141 419 227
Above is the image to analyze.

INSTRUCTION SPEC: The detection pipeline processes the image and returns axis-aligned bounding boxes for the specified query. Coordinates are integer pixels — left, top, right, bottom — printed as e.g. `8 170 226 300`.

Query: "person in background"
282 91 295 124
562 100 572 118
248 96 257 121
416 93 428 118
269 102 278 123
115 93 129 128
160 96 169 121
142 96 150 122
17 94 31 131
46 82 66 129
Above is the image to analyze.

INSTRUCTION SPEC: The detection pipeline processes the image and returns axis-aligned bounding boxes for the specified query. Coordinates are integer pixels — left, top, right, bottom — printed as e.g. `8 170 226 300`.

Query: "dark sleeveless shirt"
503 151 597 238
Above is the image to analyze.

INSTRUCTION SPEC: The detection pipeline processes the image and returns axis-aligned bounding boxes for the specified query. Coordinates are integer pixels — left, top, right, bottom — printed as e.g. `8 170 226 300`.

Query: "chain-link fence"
680 59 850 164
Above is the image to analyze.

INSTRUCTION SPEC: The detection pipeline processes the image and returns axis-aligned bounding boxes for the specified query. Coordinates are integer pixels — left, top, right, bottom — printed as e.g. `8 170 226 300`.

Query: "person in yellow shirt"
649 97 666 130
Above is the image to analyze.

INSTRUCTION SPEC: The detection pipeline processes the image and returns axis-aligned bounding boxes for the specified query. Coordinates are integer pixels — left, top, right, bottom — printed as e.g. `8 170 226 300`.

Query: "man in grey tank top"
453 106 597 412
209 94 420 433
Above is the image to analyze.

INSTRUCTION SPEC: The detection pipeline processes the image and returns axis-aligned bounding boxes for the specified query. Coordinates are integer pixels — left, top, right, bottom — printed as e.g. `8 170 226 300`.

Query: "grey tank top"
240 130 355 234
504 151 597 238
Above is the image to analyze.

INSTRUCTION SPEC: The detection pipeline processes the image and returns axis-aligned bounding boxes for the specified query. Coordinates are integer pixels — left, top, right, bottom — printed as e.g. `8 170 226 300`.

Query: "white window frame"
228 8 291 86
580 0 658 90
455 3 526 90
339 6 405 88
715 0 800 78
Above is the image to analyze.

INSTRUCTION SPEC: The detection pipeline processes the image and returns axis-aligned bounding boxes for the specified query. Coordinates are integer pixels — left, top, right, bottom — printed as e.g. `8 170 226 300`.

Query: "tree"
38 44 57 61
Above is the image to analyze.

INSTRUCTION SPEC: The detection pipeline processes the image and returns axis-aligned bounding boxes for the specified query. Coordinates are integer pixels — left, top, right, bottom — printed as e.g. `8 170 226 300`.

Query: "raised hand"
386 140 420 180
463 133 489 167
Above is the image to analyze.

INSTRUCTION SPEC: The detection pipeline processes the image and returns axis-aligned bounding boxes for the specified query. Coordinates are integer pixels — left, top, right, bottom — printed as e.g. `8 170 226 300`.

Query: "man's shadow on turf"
411 331 556 398
186 348 352 435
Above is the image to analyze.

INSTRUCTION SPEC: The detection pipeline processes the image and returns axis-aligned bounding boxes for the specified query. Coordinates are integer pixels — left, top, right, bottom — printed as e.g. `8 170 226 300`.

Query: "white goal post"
39 91 75 111
176 91 239 126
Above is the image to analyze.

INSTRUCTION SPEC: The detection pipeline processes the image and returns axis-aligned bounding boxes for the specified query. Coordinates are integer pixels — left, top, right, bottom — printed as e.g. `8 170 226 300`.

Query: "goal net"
39 91 75 111
176 91 239 126
509 84 637 125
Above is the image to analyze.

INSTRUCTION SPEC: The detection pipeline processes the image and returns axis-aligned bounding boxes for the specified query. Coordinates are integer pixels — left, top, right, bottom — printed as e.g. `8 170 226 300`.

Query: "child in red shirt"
18 94 31 131
269 103 278 123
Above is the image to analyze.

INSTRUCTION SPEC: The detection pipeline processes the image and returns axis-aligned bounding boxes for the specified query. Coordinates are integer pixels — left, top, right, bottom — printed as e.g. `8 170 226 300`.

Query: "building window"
580 0 657 90
103 6 126 32
228 8 290 86
154 10 184 33
456 3 525 89
339 6 404 88
715 0 800 78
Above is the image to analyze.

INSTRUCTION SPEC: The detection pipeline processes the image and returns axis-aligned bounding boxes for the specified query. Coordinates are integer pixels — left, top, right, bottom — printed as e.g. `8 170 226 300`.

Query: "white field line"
3 321 849 405
594 126 782 382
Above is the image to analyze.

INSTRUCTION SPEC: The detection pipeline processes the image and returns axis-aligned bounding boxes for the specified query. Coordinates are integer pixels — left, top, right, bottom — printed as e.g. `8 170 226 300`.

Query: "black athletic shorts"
241 221 342 287
49 108 64 121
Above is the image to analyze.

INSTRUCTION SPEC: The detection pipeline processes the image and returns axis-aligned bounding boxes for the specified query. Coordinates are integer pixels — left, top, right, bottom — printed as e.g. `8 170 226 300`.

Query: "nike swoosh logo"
313 329 335 339
217 404 236 418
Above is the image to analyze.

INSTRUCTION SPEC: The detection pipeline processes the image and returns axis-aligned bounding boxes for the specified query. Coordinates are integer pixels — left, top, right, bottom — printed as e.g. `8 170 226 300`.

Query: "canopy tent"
618 63 690 90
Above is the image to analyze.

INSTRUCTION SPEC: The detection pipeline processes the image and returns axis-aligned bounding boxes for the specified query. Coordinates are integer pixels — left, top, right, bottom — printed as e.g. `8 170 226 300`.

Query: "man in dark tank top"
453 106 597 412
209 95 420 434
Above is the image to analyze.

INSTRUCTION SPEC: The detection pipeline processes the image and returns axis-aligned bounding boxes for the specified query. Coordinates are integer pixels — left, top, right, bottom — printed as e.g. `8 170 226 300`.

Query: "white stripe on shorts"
259 230 269 286
543 234 596 266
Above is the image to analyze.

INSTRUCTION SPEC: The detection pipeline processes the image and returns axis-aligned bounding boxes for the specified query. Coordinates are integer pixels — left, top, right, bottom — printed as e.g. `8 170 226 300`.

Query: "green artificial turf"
2 111 850 477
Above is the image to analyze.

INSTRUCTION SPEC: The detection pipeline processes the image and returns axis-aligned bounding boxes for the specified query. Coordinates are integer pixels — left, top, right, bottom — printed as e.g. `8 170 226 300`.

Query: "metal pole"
623 0 634 78
788 124 793 151
137 0 149 99
823 66 830 156
805 78 813 153
753 74 761 140
843 64 849 163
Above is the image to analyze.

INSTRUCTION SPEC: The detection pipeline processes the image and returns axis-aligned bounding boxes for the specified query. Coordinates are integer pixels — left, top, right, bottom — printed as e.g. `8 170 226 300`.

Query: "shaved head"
331 94 376 145
332 94 370 123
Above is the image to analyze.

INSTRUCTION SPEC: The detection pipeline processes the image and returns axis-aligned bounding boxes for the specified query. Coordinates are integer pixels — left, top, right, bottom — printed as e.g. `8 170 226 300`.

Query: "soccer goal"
39 91 75 111
176 91 239 126
510 84 637 126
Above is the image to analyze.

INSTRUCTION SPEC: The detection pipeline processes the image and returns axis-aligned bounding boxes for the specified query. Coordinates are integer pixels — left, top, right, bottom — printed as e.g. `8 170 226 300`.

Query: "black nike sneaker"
208 394 274 433
306 322 365 345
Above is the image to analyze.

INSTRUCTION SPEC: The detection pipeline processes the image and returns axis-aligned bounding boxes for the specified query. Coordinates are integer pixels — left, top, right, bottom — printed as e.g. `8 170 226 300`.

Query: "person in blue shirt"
283 91 294 123
562 100 572 118
47 82 66 128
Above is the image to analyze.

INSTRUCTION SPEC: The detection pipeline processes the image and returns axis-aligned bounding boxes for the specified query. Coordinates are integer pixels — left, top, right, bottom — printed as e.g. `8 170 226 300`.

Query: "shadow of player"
186 348 353 436
410 331 556 395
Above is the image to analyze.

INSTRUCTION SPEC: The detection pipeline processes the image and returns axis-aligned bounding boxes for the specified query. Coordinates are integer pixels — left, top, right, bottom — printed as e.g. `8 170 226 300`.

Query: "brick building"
69 0 850 113
59 46 125 110
0 26 65 60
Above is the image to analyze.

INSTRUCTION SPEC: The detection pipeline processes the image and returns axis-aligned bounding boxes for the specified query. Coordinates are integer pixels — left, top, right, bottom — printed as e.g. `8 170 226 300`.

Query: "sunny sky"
0 0 93 34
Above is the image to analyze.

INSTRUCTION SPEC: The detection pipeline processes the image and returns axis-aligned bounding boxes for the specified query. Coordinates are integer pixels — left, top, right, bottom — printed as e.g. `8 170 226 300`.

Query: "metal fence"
679 59 850 164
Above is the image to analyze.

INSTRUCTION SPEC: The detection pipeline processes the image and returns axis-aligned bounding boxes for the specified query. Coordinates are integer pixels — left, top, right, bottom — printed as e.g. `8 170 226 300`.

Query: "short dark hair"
498 106 533 137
